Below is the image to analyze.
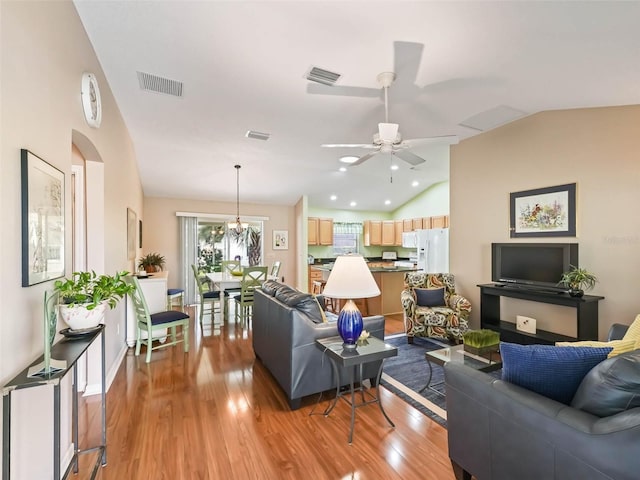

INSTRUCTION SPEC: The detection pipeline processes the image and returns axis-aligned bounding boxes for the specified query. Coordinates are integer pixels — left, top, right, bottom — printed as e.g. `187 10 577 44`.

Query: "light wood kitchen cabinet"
318 218 333 245
394 220 403 246
308 218 318 245
412 218 423 230
431 215 448 229
308 217 333 245
308 267 323 292
381 221 395 246
403 219 413 232
363 220 382 246
422 217 432 229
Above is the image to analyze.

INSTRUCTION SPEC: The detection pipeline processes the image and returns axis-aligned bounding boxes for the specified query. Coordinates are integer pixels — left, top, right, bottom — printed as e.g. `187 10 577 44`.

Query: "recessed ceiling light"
412 180 419 187
339 156 359 164
390 164 399 171
339 167 347 172
330 195 337 201
350 201 357 207
384 200 391 205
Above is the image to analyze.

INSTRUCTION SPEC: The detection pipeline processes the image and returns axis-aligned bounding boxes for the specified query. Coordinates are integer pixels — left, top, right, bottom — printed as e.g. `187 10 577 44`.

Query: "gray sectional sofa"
445 323 640 480
253 280 385 409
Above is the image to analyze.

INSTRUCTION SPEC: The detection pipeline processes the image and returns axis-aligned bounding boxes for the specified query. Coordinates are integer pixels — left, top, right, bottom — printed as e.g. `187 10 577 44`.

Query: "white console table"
126 272 169 347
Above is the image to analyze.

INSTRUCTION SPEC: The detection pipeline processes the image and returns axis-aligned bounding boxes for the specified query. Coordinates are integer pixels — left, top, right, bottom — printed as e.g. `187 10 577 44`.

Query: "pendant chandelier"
233 164 243 234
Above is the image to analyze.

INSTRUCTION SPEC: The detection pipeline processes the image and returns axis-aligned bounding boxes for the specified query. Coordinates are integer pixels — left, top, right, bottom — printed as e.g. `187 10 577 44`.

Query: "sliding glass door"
197 220 263 272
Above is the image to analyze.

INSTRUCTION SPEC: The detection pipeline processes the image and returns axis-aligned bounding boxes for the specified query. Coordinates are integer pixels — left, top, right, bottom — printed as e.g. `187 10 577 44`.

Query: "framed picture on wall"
510 183 576 238
273 230 288 250
21 149 65 286
127 208 137 260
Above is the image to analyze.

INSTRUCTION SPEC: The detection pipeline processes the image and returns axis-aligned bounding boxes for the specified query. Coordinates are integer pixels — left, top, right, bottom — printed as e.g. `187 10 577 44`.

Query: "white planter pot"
59 302 107 330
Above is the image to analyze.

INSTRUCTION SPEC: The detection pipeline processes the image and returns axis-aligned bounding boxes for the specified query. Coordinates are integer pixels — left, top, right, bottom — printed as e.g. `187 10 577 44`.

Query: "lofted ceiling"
73 1 640 212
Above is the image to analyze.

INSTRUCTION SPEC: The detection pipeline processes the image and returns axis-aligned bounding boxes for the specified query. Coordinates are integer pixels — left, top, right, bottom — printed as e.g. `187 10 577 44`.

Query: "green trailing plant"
559 265 597 292
138 252 166 272
54 271 135 310
463 329 500 348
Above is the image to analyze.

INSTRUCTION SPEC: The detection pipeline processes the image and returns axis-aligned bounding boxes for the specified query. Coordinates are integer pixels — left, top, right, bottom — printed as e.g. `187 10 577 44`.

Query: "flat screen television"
491 243 578 292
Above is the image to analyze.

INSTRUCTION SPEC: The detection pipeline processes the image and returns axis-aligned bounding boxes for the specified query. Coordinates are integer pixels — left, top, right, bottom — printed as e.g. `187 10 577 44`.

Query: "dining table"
206 269 278 320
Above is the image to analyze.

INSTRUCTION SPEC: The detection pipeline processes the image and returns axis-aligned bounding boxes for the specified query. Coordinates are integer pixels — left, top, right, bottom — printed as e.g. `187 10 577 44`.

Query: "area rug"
380 334 452 428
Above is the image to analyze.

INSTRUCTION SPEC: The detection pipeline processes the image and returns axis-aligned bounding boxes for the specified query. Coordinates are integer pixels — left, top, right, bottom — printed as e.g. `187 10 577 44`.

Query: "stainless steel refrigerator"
416 228 449 273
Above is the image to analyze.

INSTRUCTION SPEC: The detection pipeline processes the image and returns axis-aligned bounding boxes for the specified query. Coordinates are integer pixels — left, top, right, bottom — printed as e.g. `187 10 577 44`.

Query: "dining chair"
125 276 190 363
191 264 221 326
270 260 281 279
234 266 268 326
220 260 242 317
167 288 185 311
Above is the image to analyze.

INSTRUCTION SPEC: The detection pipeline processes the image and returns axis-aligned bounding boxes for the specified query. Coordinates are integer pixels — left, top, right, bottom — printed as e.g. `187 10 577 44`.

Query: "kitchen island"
311 264 415 316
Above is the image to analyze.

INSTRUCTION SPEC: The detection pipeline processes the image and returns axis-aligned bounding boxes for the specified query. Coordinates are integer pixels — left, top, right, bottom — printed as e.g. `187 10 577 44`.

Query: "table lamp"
321 255 381 350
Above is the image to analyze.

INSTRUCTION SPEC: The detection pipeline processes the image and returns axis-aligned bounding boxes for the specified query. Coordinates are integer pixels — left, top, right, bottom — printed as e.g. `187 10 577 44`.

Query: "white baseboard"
83 343 128 397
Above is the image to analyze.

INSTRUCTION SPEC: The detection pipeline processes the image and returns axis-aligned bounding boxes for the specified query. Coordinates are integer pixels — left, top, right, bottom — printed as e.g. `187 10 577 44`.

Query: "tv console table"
477 284 604 345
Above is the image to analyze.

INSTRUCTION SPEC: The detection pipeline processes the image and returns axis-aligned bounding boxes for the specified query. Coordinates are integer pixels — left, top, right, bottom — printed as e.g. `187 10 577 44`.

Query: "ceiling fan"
321 71 458 166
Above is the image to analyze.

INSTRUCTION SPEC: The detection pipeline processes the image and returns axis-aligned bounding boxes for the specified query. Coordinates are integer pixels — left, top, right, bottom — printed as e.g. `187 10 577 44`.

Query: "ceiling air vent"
245 130 271 141
305 66 341 86
137 71 183 97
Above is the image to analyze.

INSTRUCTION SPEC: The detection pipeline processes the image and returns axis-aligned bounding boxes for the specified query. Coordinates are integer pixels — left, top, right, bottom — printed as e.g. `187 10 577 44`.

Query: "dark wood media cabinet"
477 284 605 345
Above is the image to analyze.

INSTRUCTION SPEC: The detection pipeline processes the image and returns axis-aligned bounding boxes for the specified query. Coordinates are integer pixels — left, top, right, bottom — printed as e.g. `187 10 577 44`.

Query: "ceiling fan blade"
393 41 424 85
321 143 378 148
306 83 381 98
350 152 378 166
393 150 426 166
402 135 460 147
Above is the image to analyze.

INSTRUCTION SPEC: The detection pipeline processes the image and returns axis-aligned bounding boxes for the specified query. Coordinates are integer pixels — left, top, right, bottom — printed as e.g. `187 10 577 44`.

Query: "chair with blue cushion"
167 288 184 311
221 260 242 317
191 264 221 326
126 276 190 363
234 266 268 326
401 272 471 343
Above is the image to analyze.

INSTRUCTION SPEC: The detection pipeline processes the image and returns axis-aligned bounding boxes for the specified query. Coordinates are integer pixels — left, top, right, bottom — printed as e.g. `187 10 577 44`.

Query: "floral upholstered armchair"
401 272 471 343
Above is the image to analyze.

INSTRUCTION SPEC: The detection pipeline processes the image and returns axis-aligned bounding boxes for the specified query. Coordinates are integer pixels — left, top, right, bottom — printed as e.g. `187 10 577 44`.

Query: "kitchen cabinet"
422 217 432 229
403 219 413 232
308 217 333 245
363 220 382 246
308 266 323 292
412 218 423 230
394 220 403 246
431 215 449 228
381 221 395 246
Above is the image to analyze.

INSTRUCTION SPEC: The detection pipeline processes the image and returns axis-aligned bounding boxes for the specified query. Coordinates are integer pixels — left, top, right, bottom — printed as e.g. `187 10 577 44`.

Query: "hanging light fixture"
232 164 243 234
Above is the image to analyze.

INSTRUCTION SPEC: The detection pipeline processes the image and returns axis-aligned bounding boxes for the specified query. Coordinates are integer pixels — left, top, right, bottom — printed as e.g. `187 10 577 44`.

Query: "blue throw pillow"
415 287 446 307
500 342 612 405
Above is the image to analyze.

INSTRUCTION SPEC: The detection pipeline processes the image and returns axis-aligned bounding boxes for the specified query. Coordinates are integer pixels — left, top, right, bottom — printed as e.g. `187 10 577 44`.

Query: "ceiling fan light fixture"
339 155 359 164
378 123 399 143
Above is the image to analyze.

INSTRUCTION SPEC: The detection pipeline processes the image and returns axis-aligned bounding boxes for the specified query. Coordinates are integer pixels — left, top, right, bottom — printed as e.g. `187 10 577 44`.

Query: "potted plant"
559 265 597 297
138 252 166 273
54 270 135 330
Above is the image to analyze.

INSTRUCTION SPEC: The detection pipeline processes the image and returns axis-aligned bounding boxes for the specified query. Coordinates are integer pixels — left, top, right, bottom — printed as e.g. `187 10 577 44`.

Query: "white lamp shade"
322 255 381 299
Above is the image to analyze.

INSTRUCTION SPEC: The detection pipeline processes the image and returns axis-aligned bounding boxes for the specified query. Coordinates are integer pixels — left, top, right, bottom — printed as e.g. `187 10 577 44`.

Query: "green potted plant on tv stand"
559 265 597 298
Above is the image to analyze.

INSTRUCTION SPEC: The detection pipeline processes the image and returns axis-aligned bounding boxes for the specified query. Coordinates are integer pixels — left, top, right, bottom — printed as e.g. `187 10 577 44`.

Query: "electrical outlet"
516 315 537 334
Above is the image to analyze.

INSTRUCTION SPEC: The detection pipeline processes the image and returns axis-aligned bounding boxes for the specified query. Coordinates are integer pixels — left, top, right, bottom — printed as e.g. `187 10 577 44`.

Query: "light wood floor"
74 308 455 479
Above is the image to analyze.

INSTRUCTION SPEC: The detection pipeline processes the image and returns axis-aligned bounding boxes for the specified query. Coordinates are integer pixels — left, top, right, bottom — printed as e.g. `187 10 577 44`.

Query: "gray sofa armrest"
445 362 640 480
608 323 629 341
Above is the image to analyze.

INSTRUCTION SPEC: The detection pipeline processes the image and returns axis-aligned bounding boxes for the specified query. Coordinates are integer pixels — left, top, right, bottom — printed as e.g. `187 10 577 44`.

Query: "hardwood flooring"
74 309 455 480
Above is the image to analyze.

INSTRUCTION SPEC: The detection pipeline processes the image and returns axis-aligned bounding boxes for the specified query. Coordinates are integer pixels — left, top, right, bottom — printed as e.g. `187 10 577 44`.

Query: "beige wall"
1 2 142 476
451 105 640 339
142 196 297 288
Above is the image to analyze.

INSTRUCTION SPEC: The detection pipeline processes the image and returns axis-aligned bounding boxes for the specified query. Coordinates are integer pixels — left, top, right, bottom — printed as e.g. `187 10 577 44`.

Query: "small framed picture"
510 183 576 238
273 230 288 250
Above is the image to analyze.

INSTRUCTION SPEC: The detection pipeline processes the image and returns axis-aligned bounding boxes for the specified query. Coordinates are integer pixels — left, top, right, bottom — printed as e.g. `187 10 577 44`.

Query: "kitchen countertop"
311 264 417 273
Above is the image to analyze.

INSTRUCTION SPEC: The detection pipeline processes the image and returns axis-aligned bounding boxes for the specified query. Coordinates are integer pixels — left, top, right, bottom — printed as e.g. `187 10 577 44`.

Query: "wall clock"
81 72 102 128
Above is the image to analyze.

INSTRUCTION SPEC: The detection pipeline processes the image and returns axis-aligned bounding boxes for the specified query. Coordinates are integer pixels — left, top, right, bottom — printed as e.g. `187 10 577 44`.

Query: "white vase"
59 302 107 330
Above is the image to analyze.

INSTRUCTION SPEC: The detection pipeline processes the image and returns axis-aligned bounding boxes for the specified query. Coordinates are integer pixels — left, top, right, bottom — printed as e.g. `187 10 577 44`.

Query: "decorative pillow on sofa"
571 349 640 417
500 342 612 405
556 339 637 358
415 287 446 307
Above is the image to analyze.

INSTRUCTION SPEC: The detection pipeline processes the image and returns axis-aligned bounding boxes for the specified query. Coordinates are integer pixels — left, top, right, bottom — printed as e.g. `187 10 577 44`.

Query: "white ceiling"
73 1 640 212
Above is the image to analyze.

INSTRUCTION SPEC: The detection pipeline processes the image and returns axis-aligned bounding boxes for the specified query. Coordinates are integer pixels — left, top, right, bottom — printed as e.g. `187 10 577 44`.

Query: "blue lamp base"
337 299 363 350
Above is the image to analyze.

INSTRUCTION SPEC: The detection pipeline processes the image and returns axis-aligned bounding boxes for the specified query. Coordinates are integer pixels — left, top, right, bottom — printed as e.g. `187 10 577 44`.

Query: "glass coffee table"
420 344 501 395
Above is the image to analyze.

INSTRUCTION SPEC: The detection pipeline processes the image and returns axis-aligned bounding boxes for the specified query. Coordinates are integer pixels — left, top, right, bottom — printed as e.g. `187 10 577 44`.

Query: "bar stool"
167 288 185 311
312 280 338 313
